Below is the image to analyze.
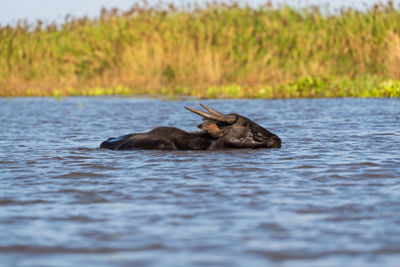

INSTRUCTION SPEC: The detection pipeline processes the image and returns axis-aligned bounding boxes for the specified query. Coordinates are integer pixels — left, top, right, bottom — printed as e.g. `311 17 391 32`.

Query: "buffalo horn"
200 104 225 116
185 106 236 124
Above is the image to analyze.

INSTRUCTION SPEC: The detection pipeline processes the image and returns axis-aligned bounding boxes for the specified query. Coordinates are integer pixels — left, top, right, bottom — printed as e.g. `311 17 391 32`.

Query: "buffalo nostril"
275 136 282 144
270 135 281 147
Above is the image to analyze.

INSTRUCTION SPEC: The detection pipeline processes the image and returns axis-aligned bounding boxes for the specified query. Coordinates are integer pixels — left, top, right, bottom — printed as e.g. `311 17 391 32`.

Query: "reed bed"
1 2 400 97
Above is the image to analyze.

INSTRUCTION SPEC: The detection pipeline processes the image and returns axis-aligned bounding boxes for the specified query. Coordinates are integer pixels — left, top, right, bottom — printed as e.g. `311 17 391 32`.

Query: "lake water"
1 97 399 266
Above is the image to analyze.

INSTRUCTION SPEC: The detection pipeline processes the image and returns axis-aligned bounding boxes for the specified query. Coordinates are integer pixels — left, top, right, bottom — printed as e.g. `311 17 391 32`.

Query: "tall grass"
1 2 400 97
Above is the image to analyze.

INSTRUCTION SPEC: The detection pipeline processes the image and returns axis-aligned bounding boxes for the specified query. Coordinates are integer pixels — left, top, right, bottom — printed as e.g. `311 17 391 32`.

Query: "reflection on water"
1 98 400 266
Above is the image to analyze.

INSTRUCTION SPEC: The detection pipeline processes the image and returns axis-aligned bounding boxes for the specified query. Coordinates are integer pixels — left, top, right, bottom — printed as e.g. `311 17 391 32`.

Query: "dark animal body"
100 104 281 150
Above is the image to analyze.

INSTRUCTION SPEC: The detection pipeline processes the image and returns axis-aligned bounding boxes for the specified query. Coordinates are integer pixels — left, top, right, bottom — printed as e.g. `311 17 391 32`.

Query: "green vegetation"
1 2 400 98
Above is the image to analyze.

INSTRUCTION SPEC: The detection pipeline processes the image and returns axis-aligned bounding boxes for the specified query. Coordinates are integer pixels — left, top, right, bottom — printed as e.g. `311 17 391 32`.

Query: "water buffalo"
100 104 281 150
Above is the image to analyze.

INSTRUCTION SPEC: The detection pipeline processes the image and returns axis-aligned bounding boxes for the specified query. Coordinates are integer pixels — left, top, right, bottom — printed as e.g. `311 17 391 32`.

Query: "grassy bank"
1 2 400 97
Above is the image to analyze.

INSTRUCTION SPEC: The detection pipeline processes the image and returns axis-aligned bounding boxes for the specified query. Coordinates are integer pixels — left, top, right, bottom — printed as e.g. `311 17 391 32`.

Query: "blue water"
1 97 399 266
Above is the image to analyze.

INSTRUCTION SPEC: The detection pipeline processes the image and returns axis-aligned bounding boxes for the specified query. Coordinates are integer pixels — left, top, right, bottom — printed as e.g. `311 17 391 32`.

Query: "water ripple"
1 98 400 266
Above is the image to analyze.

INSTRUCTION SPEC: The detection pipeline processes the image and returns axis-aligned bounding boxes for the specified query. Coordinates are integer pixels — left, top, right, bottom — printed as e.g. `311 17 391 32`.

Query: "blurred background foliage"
1 1 400 97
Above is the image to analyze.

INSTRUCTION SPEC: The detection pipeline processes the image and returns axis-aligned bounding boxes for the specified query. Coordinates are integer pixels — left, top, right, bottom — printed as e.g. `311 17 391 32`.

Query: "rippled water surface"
1 98 400 266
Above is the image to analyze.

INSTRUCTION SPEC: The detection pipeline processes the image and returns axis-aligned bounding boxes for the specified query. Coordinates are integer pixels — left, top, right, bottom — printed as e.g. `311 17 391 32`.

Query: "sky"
0 0 399 26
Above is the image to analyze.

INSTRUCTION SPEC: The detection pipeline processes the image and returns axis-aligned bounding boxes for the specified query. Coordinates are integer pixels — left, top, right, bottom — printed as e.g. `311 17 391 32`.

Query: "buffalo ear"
198 122 224 138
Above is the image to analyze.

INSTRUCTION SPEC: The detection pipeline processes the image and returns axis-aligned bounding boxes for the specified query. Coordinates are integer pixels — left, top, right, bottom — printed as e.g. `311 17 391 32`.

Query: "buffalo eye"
242 121 248 126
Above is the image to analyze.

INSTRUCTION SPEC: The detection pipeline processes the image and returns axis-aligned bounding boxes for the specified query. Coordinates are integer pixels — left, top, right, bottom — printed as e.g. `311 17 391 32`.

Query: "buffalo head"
186 104 281 149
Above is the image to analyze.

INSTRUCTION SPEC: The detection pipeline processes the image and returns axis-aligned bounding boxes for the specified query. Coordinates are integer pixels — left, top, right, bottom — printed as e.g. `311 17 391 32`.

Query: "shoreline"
2 77 399 98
